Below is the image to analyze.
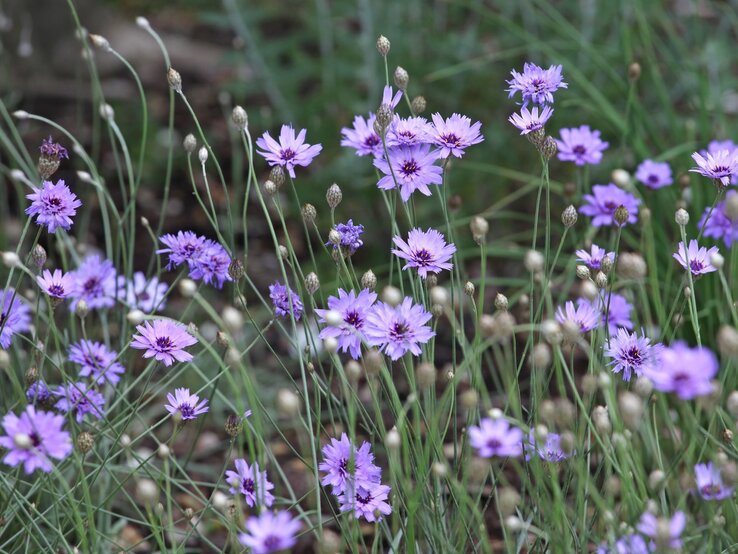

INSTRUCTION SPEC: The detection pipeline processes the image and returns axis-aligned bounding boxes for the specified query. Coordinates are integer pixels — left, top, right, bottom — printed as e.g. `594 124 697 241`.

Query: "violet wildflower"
635 159 673 189
225 459 275 507
319 433 382 494
637 511 686 550
525 429 572 462
468 417 524 458
508 105 554 135
429 113 484 158
69 255 117 311
555 125 609 165
373 144 443 202
604 328 662 382
694 462 734 500
506 62 568 106
341 114 383 157
157 231 208 270
36 269 74 300
327 220 364 255
188 240 232 288
269 281 303 320
380 85 403 110
363 297 435 360
575 244 614 271
0 288 31 349
690 149 738 188
673 240 719 276
698 191 738 247
392 228 456 279
315 289 377 359
39 136 69 160
597 534 650 554
580 183 640 227
386 116 434 147
0 405 72 474
165 387 209 421
238 511 301 554
338 483 393 522
647 341 718 399
54 382 105 423
25 179 82 233
256 124 323 178
587 293 634 334
700 140 738 185
130 319 198 367
69 340 125 385
26 381 52 405
118 272 168 312
555 300 600 333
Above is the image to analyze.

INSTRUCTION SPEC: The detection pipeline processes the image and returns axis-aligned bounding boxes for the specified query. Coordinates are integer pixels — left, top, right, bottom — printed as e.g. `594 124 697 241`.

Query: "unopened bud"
613 205 629 226
363 349 383 375
611 168 631 188
326 183 342 209
75 299 89 319
276 389 301 418
416 362 436 388
618 252 647 280
304 272 320 294
576 265 591 280
179 278 197 298
464 281 475 297
381 285 402 306
231 106 248 129
675 208 689 226
393 66 409 91
618 391 644 431
361 270 377 291
225 414 243 437
345 360 362 382
89 34 110 51
540 136 558 159
524 250 544 273
376 35 391 56
531 343 551 369
30 245 47 268
494 293 508 311
430 286 448 306
460 389 478 409
301 203 317 224
497 487 521 517
592 406 612 436
77 431 95 454
411 95 426 114
183 134 197 153
595 271 608 289
198 147 208 165
634 376 653 398
628 62 642 81
263 180 277 196
167 67 182 93
99 103 114 121
385 427 401 449
726 391 738 419
711 252 725 270
126 309 145 325
375 104 394 132
135 479 160 506
561 205 578 228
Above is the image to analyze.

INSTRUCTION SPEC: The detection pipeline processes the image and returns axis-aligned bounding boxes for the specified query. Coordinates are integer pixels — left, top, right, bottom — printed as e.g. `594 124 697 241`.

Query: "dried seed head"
326 183 342 209
376 35 391 56
361 270 377 290
263 180 278 196
276 389 301 418
540 136 558 159
618 391 644 431
167 67 182 93
628 61 642 80
225 414 243 437
494 293 508 312
675 208 689 226
613 205 629 226
617 252 647 280
375 104 394 132
301 203 317 224
304 272 320 295
531 343 552 369
524 250 544 273
416 362 436 388
464 281 475 297
576 265 591 280
231 105 248 129
411 95 426 114
393 66 409 91
561 205 578 228
183 133 197 153
77 431 95 454
382 285 402 306
470 216 489 244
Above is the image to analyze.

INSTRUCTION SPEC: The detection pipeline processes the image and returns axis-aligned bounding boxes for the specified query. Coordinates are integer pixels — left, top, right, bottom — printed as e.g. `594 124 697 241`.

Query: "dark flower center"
689 260 705 273
242 478 254 494
137 291 151 302
183 243 198 256
29 432 41 447
390 322 409 341
604 201 617 210
263 536 281 549
573 145 586 156
48 284 65 297
486 438 501 450
531 78 546 92
280 148 296 162
441 133 461 147
712 165 730 175
179 403 194 418
413 248 433 266
648 174 659 184
83 278 100 292
84 354 104 368
672 372 690 384
623 346 643 366
47 196 62 210
364 134 380 147
400 160 419 178
156 336 174 351
344 310 362 328
701 483 722 496
0 311 6 326
356 491 372 505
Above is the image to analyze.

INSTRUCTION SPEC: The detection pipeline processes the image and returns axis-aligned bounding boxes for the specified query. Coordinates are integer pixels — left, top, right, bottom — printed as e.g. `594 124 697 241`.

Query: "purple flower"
468 417 524 458
0 405 72 474
338 483 393 522
587 293 634 334
575 244 614 271
673 240 719 276
118 272 168 312
690 149 738 188
381 85 403 110
69 255 117 311
364 297 435 360
555 125 609 165
130 319 198 367
25 180 82 233
188 240 232 289
225 459 275 507
39 136 69 160
580 183 640 227
0 288 31 349
26 381 52 405
604 329 662 382
315 289 377 359
701 140 738 185
525 429 572 462
430 113 484 158
37 269 74 300
635 159 673 189
508 105 554 135
386 116 434 147
238 511 301 554
392 228 456 279
506 62 568 106
269 281 303 320
165 387 209 421
327 220 364 255
695 462 734 500
598 534 650 554
646 341 718 399
699 190 738 248
157 231 208 270
555 300 600 333
69 340 125 385
637 511 686 550
341 114 383 157
373 144 443 202
318 432 382 495
256 124 322 179
54 382 105 423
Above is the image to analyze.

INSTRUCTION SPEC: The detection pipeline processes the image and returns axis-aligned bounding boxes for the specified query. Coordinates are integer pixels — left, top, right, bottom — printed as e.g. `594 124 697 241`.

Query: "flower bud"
77 431 95 454
592 405 612 436
540 136 558 159
326 183 342 209
675 208 689 226
376 35 391 56
393 66 409 90
126 309 145 325
726 390 738 419
231 105 248 129
304 272 320 294
411 95 426 114
497 487 521 517
460 389 478 409
416 362 436 388
464 281 475 297
618 252 647 280
595 271 608 289
167 67 182 93
375 104 394 132
135 479 160 506
179 278 197 297
89 34 110 51
99 103 115 121
561 205 578 228
628 62 641 80
524 250 544 273
634 376 653 398
183 133 197 153
494 293 508 311
618 391 644 431
2 251 21 268
381 285 402 306
470 216 489 244
531 343 551 369
361 270 377 291
75 299 89 319
711 252 725 270
576 265 591 280
345 360 361 382
613 205 629 226
430 286 448 306
385 427 401 449
301 203 317 224
29 245 46 269
541 320 562 345
198 147 208 165
276 389 301 418
263 180 277 196
611 168 631 188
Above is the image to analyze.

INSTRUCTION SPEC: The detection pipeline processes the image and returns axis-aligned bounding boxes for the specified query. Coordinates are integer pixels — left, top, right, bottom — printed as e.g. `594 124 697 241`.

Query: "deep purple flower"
374 144 443 202
392 228 456 279
188 240 232 289
506 63 568 106
225 458 275 507
508 105 554 135
587 293 634 334
319 432 382 495
468 417 524 458
635 159 673 189
386 116 434 147
555 125 609 165
26 381 52 405
580 183 640 227
363 297 435 360
690 149 738 187
673 240 719 276
525 429 572 462
69 255 117 311
338 483 393 522
238 511 301 554
39 136 69 160
165 387 209 421
430 113 484 158
380 85 403 110
575 244 614 271
256 124 322 179
555 300 600 333
69 340 125 385
25 179 82 234
647 341 718 399
130 319 198 367
0 288 31 349
0 405 72 474
37 269 74 300
699 190 738 248
157 231 208 270
637 511 686 550
604 329 662 382
269 281 303 320
315 289 377 359
54 382 105 423
118 272 168 312
327 220 364 255
695 462 734 500
341 114 383 157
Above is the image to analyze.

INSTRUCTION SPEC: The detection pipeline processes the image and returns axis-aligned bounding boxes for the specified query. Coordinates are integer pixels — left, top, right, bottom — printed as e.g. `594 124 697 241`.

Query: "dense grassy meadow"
2 0 738 552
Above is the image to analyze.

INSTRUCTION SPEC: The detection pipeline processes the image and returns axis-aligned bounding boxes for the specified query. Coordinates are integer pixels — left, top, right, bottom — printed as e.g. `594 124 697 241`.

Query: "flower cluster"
157 231 231 288
226 458 275 508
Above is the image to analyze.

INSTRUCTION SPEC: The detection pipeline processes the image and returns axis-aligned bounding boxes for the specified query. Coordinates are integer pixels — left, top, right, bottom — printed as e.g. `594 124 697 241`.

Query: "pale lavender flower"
430 113 484 158
699 191 738 248
54 382 105 423
130 319 198 367
0 405 72 474
468 417 524 458
638 511 686 550
165 387 209 421
36 269 74 300
381 85 403 110
256 124 322 178
327 220 364 255
39 136 69 160
238 511 301 554
701 140 738 185
386 116 434 147
587 293 634 334
188 240 232 288
318 432 382 494
26 381 52 405
555 125 609 165
597 534 650 554
575 244 614 270
506 62 568 106
556 300 600 333
374 144 443 202
269 281 303 320
341 114 383 157
364 297 435 360
315 289 377 359
69 255 117 311
25 179 82 233
647 341 718 399
0 288 31 349
118 272 168 312
392 228 456 279
690 149 738 188
338 483 393 522
695 462 734 501
508 105 554 135
580 183 640 227
604 329 662 382
69 340 125 385
635 159 673 189
157 231 208 270
673 240 719 276
225 459 275 507
525 429 572 462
